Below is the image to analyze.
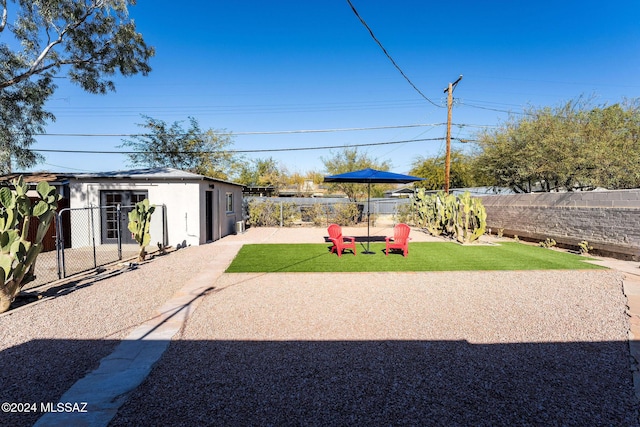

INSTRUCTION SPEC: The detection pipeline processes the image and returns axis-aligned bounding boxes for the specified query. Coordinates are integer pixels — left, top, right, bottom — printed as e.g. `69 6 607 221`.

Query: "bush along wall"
413 190 487 244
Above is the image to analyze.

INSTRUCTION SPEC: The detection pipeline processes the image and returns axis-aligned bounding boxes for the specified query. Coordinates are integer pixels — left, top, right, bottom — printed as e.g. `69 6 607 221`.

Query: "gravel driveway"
0 227 638 426
110 269 637 426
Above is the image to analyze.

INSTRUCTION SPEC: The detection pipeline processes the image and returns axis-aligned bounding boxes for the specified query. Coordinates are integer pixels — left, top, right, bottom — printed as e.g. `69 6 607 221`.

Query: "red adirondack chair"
385 223 411 257
327 224 357 257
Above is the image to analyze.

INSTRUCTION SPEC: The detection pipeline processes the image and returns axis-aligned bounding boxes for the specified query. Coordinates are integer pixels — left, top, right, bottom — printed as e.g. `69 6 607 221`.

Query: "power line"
32 123 449 138
346 0 443 108
232 123 446 135
32 137 454 155
458 101 531 115
41 162 94 172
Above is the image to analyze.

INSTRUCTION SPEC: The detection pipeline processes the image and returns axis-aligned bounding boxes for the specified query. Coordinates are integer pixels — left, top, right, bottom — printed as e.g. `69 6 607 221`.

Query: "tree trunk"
0 286 13 313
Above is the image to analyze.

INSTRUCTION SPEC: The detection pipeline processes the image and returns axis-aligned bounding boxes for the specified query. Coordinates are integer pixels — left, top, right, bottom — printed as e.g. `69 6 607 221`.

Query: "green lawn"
225 242 605 273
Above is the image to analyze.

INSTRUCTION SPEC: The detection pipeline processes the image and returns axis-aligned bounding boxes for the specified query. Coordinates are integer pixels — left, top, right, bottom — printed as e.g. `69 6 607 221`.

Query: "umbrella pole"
364 182 374 254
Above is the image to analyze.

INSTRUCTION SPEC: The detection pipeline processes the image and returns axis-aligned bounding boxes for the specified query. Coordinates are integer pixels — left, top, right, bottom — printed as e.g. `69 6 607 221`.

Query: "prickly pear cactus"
0 177 61 313
414 189 487 244
455 192 487 243
127 199 155 261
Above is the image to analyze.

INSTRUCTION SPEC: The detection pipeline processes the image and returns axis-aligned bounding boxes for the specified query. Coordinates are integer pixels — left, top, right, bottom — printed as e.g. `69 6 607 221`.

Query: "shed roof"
0 172 72 185
3 167 240 187
72 167 208 180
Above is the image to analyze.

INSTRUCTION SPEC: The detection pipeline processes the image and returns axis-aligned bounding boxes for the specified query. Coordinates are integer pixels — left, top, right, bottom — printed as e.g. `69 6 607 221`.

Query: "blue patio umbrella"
324 168 425 254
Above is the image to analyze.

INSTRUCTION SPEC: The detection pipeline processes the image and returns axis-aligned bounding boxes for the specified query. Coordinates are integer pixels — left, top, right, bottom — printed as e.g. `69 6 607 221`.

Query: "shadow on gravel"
114 340 639 426
9 265 137 312
4 338 636 426
0 339 121 427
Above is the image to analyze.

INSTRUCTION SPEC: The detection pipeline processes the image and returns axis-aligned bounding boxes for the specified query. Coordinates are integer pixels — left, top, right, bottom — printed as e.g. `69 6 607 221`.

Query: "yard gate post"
90 205 97 269
55 210 65 279
116 204 122 260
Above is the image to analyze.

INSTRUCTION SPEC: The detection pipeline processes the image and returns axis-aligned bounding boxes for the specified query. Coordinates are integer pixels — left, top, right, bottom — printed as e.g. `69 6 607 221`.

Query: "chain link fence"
245 197 416 228
24 204 166 290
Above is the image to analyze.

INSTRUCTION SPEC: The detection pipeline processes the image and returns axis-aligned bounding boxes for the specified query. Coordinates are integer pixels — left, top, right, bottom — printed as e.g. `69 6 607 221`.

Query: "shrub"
331 202 359 226
307 204 329 226
248 200 301 227
396 202 415 226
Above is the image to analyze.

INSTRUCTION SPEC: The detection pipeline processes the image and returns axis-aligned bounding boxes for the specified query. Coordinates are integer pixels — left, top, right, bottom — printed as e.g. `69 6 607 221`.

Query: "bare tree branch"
0 0 7 33
28 3 99 74
0 1 102 89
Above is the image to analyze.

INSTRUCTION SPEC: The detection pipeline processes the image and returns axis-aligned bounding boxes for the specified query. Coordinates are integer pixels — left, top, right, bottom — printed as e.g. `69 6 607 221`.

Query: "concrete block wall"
479 190 640 260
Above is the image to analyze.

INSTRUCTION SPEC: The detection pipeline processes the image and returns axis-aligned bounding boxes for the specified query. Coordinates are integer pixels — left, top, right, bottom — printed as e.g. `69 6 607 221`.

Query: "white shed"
69 168 244 247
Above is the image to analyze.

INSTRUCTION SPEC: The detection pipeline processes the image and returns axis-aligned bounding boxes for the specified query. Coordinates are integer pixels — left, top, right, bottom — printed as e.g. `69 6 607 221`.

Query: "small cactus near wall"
128 199 155 261
0 177 61 313
539 238 557 249
578 240 593 255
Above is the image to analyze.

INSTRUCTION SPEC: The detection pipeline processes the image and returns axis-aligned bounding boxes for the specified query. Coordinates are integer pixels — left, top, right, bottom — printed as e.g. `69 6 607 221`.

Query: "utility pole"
443 75 463 193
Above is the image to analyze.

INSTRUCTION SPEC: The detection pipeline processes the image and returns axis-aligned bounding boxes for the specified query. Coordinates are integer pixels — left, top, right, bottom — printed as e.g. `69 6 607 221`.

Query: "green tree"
410 149 487 190
474 98 640 192
580 102 640 189
287 172 306 196
120 116 242 180
0 0 154 173
306 170 325 185
237 157 288 194
321 147 391 201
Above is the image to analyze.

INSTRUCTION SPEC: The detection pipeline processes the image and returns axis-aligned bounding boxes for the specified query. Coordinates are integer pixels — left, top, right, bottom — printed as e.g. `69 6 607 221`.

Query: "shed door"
101 191 148 244
205 190 214 242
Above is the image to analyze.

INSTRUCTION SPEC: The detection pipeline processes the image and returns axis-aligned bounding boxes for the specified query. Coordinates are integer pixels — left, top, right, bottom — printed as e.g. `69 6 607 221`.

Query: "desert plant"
331 202 359 226
578 240 593 254
454 192 487 244
247 200 300 226
497 228 504 238
413 189 450 236
0 177 61 313
247 200 278 226
303 203 328 226
513 235 519 242
413 190 487 244
280 202 300 226
128 199 155 262
396 202 415 226
539 238 557 249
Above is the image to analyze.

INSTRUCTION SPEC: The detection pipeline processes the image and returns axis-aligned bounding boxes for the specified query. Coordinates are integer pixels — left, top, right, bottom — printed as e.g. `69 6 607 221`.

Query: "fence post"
116 204 122 260
55 210 65 279
89 205 97 269
325 203 329 226
162 204 168 247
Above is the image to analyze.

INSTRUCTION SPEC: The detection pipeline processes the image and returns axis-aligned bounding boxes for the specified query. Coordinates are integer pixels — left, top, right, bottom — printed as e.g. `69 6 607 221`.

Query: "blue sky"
24 0 640 176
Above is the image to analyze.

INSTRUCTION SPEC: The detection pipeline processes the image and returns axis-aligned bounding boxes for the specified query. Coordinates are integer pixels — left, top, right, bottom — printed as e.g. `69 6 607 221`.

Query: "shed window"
100 190 148 243
225 192 233 212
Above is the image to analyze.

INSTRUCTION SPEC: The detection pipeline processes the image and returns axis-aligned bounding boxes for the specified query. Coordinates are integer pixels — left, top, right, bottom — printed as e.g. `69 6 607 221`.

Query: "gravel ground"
1 227 638 426
111 269 638 426
0 244 223 427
